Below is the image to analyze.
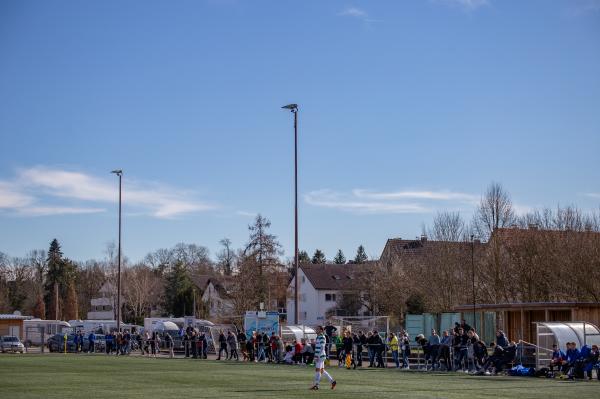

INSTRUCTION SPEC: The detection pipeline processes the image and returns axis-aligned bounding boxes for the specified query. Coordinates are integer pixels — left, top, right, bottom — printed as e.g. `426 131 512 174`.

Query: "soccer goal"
329 315 391 367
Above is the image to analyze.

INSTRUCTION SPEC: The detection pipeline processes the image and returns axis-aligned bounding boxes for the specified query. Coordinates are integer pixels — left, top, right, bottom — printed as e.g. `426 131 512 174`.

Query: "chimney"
420 234 428 243
528 223 538 230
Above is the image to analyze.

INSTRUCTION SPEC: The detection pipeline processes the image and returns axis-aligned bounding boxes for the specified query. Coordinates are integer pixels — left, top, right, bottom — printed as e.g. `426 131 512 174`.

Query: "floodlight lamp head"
282 103 298 111
111 169 123 176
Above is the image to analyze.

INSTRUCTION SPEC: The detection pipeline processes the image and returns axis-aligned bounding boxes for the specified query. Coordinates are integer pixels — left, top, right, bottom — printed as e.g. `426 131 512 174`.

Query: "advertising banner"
244 311 280 339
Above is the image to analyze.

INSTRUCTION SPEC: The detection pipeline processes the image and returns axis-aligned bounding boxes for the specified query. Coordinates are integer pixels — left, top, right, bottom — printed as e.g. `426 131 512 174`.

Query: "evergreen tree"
43 239 77 319
244 214 282 302
163 261 194 317
333 249 346 264
298 251 310 264
354 245 368 263
44 239 64 319
311 249 326 264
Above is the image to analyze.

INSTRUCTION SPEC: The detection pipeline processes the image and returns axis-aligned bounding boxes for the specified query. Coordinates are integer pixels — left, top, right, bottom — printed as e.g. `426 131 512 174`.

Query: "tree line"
0 214 370 324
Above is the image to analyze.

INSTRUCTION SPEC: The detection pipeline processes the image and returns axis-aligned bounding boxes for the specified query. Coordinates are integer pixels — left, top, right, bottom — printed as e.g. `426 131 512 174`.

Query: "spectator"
88 331 95 353
324 322 337 358
496 330 509 348
358 331 367 367
276 335 285 363
372 330 385 368
256 332 266 362
227 330 239 361
460 319 472 332
342 331 354 369
269 333 277 362
388 332 400 368
549 344 566 373
400 331 411 369
301 338 315 365
454 328 469 372
217 330 228 360
584 344 599 380
191 330 198 359
199 331 208 359
366 331 375 367
429 330 441 370
237 330 247 359
165 332 174 358
439 330 452 371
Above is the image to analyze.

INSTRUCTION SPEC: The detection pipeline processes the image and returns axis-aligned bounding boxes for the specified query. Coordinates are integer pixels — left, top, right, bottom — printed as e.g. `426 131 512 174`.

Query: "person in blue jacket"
88 332 95 353
565 342 581 379
549 344 566 372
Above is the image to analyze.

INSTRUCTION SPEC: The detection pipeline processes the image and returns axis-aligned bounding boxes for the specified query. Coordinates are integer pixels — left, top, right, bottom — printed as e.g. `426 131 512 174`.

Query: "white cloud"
0 182 34 209
0 166 215 218
434 0 489 11
236 210 257 218
16 206 106 217
352 189 478 203
305 188 480 215
339 6 368 18
586 193 600 199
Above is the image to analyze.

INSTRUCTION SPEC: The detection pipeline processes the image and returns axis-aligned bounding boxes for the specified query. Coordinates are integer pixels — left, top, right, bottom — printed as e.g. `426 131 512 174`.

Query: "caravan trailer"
68 320 142 334
22 319 71 346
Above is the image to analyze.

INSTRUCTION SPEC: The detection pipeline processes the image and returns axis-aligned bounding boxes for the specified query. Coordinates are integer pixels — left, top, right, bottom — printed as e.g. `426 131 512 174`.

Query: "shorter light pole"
111 169 123 333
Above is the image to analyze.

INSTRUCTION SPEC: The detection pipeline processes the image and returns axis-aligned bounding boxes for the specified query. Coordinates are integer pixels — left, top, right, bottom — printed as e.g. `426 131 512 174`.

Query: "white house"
87 282 116 320
201 277 234 319
286 263 376 326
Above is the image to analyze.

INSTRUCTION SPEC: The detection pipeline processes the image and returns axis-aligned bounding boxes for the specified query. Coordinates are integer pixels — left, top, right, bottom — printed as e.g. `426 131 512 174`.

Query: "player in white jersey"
310 325 337 390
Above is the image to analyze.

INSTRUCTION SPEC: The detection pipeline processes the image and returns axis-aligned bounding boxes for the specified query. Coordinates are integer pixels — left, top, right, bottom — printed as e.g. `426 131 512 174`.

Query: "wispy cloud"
236 210 257 218
0 166 216 218
305 188 479 215
433 0 490 11
569 0 600 16
352 189 478 203
586 193 600 199
338 6 368 18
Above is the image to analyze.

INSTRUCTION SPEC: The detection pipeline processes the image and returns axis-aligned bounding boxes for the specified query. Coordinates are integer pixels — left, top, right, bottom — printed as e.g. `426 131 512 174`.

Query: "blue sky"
1 0 599 263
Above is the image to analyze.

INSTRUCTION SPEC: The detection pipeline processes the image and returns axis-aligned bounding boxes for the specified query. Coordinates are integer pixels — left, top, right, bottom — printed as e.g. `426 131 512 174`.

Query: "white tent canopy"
535 322 600 368
282 325 316 343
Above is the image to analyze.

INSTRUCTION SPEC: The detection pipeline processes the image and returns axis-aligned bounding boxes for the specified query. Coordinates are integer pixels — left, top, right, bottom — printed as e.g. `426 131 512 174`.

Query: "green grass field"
0 354 598 398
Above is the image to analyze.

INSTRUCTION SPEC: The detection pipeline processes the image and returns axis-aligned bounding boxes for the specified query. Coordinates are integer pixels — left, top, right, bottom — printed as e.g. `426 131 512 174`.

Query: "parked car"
0 336 25 353
47 333 106 353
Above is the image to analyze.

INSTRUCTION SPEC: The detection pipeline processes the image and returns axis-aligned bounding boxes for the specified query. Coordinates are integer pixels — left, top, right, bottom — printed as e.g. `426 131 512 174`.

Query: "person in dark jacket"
191 330 198 359
217 330 228 360
199 331 208 359
372 330 385 368
353 333 362 367
342 331 355 369
496 330 509 348
478 343 504 375
366 332 375 367
584 344 599 380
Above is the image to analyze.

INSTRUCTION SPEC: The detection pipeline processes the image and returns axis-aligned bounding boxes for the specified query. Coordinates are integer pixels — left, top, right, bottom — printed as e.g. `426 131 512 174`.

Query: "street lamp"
282 103 299 325
471 234 476 332
111 169 123 333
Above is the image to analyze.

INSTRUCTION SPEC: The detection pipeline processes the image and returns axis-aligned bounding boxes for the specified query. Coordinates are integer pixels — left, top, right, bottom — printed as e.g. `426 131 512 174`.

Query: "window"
325 293 337 302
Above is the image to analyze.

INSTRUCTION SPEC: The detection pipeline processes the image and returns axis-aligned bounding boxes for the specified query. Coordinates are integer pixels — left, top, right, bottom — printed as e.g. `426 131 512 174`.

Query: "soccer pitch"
0 355 598 399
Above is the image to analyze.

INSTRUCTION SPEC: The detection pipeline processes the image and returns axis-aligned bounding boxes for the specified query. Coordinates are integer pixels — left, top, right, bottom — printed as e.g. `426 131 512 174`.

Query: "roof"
299 262 378 291
381 237 476 260
454 302 600 312
0 314 33 320
491 227 600 243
